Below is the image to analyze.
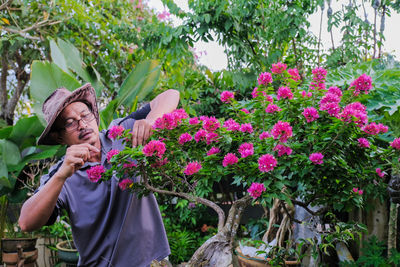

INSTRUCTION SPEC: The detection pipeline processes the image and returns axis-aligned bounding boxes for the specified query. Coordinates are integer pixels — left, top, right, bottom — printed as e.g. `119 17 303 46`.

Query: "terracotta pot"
2 249 38 267
1 238 37 253
235 247 299 267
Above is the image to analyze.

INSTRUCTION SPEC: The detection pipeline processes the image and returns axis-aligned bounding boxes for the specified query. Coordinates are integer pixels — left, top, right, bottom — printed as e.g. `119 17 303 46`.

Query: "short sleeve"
34 160 65 225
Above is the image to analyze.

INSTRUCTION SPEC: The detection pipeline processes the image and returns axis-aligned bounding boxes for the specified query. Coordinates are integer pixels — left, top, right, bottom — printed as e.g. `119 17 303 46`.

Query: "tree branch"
141 170 226 231
0 49 8 117
1 19 63 41
0 0 13 11
5 50 28 124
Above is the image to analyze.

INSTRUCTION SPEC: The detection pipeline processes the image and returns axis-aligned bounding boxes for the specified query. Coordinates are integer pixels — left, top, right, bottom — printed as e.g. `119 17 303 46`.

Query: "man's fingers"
136 125 145 146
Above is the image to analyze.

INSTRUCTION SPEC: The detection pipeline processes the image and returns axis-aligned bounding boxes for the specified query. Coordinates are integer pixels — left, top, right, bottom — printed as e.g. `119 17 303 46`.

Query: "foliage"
326 57 400 138
100 64 394 214
159 197 217 263
341 236 400 267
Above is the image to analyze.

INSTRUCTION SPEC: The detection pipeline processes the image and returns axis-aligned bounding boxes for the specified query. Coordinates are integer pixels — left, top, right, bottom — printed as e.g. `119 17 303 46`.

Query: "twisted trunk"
187 195 252 267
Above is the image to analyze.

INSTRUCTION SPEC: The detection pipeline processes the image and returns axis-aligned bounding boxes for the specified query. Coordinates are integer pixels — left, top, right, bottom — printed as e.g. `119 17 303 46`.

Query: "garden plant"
87 62 400 266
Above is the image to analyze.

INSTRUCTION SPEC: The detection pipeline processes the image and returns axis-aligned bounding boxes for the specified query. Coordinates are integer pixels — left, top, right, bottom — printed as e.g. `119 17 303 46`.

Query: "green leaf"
30 60 81 106
0 140 21 166
0 176 11 189
117 60 161 109
99 99 119 130
8 116 44 145
0 126 13 139
0 158 8 180
55 39 104 95
50 38 71 75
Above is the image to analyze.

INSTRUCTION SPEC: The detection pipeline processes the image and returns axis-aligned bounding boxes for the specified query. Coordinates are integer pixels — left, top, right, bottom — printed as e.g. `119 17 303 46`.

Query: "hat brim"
37 83 99 145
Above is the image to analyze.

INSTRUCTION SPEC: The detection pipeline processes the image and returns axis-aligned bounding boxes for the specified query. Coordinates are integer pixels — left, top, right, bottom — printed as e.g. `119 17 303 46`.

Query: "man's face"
55 102 100 147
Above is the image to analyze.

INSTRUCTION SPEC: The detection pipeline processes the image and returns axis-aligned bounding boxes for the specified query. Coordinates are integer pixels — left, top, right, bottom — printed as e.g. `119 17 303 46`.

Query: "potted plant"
87 63 398 266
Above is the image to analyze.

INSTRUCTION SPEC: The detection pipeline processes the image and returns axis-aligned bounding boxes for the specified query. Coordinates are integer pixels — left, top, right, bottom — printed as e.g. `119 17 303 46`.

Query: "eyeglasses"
63 112 95 132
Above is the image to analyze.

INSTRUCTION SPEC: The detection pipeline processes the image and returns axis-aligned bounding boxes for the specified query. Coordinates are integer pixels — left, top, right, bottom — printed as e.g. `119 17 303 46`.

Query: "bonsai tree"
88 63 398 266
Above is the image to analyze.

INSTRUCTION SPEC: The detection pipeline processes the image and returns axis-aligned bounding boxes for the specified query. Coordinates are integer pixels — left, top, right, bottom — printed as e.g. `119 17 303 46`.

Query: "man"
19 83 180 266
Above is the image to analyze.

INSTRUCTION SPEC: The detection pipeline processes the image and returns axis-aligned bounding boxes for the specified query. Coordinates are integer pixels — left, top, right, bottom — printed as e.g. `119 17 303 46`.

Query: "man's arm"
131 89 180 147
19 143 99 231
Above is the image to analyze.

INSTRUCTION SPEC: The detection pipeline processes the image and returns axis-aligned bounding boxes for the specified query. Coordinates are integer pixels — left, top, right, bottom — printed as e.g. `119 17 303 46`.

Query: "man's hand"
132 119 154 147
57 144 100 179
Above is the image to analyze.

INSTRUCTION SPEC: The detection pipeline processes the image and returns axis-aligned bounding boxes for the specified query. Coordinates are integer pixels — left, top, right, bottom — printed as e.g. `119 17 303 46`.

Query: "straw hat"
37 83 99 145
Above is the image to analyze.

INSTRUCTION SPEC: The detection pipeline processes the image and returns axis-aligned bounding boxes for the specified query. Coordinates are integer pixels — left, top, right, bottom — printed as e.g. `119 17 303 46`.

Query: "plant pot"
1 237 37 253
1 238 38 267
235 247 299 267
56 240 79 265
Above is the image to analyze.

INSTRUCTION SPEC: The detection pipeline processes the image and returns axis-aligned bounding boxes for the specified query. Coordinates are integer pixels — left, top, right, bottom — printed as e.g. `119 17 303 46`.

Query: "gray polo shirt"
37 105 170 266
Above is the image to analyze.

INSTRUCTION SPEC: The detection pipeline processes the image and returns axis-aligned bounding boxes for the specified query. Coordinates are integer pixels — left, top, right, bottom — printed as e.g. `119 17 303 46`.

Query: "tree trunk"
187 196 252 267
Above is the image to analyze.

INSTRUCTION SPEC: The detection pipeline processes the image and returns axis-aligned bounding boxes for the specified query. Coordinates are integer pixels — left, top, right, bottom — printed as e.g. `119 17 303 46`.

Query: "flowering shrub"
90 63 399 215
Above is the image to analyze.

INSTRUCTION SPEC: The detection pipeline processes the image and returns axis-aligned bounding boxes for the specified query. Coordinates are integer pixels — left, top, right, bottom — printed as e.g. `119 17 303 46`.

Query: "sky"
147 0 400 71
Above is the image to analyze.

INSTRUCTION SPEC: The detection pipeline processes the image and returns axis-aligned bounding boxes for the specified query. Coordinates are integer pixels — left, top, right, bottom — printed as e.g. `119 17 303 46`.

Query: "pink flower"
328 86 343 97
265 104 282 114
202 116 220 132
123 161 137 169
277 86 293 100
240 108 250 114
223 119 240 131
353 187 359 193
184 161 202 175
118 179 133 190
252 87 266 98
350 74 373 96
271 121 292 143
320 93 341 105
87 165 106 182
207 147 220 156
287 68 301 81
258 154 277 172
142 140 166 158
391 137 400 150
302 107 319 123
179 133 193 144
238 143 254 158
378 123 388 133
312 67 327 82
309 82 326 91
301 91 312 98
273 144 292 157
157 10 170 21
358 189 363 195
322 102 340 117
108 125 125 139
271 62 287 74
259 131 271 140
194 129 207 142
265 95 274 103
258 72 273 85
206 132 219 144
153 109 188 130
358 138 370 148
106 149 120 162
223 153 239 167
376 168 386 178
340 102 368 126
309 153 324 165
189 117 200 125
239 123 253 134
362 122 380 135
247 182 266 199
220 91 235 103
